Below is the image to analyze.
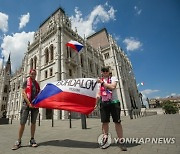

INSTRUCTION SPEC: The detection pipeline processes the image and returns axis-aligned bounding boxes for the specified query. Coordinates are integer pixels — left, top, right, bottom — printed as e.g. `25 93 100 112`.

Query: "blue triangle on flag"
33 83 62 105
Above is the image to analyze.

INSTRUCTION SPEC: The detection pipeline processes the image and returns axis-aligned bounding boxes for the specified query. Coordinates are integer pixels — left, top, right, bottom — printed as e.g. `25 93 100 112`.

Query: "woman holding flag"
95 66 127 150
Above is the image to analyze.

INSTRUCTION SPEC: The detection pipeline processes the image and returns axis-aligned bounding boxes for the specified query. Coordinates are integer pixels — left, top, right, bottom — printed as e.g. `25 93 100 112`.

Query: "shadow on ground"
39 139 141 149
39 139 99 148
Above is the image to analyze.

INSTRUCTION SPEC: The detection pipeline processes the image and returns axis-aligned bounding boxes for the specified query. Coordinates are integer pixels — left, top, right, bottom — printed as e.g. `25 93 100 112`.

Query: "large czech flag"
32 78 99 115
66 40 83 52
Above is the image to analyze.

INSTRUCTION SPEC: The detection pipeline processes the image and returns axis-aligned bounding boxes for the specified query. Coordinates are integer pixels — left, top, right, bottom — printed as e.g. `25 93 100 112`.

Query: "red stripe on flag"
66 43 78 52
34 91 96 115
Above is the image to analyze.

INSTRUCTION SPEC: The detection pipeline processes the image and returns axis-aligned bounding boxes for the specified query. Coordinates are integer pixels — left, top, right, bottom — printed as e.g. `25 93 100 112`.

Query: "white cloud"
170 93 177 96
165 93 180 98
19 12 30 30
0 12 8 33
141 89 160 96
134 6 142 15
1 31 34 72
123 37 142 51
70 4 116 37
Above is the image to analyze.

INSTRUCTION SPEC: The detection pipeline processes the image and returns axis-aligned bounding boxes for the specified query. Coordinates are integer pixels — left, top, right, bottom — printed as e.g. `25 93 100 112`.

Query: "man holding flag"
12 69 40 150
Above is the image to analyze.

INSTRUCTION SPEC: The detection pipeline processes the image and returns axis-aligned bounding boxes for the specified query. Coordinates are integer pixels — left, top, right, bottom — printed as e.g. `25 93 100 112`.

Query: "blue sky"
0 0 180 103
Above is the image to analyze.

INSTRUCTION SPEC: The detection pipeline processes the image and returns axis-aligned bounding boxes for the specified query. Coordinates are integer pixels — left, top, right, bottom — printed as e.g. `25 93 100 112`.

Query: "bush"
162 101 178 114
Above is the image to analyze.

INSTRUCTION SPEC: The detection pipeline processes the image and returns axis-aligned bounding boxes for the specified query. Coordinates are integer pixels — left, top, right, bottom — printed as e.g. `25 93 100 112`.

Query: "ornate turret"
5 54 11 75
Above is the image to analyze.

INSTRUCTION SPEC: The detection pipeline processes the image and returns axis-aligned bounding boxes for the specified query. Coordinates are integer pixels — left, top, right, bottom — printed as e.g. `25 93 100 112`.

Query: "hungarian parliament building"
0 7 141 120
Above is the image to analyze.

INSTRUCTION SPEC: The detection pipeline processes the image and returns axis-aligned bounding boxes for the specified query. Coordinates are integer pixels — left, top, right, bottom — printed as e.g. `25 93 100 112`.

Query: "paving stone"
0 114 179 154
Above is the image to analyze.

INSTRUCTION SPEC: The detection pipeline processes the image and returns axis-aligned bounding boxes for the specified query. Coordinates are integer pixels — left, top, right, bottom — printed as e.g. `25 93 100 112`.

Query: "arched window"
13 83 15 91
89 59 93 73
80 54 84 67
16 101 18 110
17 80 20 89
30 58 33 69
69 69 72 77
66 47 72 58
45 48 49 64
66 47 69 58
45 70 48 78
95 63 98 75
50 68 53 76
4 85 8 93
50 45 54 61
34 56 37 69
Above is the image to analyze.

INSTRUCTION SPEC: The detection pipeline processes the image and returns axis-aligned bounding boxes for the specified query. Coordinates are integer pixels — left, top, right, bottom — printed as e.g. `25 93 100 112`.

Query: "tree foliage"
162 100 179 114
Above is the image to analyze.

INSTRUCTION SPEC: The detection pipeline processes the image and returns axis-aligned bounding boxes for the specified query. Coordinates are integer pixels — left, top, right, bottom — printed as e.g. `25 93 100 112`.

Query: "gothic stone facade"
0 7 141 119
87 29 141 115
6 8 104 120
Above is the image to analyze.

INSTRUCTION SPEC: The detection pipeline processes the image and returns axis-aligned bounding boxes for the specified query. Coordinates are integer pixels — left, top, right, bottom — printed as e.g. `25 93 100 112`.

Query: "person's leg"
111 102 122 138
111 103 127 151
18 124 25 141
30 108 39 138
12 106 29 150
31 123 36 138
99 103 111 148
115 122 123 139
102 122 109 135
100 103 110 135
29 123 38 147
29 108 39 147
18 106 29 140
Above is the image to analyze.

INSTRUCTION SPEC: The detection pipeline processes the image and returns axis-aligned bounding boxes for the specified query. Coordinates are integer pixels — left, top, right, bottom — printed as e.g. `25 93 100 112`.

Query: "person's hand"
94 104 98 109
97 78 103 84
28 103 34 108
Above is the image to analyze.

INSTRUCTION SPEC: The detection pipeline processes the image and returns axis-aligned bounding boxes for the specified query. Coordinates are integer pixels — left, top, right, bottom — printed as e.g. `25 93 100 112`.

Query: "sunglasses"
102 70 109 72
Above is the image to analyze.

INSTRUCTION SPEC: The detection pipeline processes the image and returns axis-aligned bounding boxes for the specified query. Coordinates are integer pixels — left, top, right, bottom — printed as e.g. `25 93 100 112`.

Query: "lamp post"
69 111 72 128
139 93 144 107
146 97 150 108
81 114 87 129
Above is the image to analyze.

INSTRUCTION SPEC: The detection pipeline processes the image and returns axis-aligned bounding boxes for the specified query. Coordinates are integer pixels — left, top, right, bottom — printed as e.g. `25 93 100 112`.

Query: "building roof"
87 28 108 39
39 7 65 28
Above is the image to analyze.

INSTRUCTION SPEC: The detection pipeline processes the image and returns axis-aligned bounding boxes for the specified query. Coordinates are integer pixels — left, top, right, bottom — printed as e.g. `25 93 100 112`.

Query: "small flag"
140 82 144 86
137 82 144 87
66 40 83 52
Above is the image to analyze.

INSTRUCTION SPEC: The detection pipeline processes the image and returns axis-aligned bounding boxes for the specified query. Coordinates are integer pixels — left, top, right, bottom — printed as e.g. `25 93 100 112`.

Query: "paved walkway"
0 114 180 154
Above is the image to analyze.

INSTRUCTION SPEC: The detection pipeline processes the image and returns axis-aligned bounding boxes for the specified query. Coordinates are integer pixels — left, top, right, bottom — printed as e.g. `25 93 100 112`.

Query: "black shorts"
100 100 121 123
20 105 39 125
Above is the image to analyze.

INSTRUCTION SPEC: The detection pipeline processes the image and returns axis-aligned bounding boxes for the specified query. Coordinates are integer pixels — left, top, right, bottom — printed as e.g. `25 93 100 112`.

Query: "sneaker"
29 138 38 147
12 140 21 150
99 136 108 147
99 135 111 149
118 143 127 151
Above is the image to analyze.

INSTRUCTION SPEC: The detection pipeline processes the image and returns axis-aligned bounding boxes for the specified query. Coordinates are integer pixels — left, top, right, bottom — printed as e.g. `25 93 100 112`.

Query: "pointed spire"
7 53 11 64
5 53 11 74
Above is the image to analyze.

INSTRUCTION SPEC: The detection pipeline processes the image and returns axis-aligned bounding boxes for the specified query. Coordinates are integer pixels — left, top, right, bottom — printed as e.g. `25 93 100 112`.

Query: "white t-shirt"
98 76 119 101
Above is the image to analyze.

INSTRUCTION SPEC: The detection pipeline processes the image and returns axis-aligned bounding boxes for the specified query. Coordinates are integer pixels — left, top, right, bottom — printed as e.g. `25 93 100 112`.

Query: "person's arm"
22 88 33 108
97 78 117 90
94 91 100 109
101 81 117 90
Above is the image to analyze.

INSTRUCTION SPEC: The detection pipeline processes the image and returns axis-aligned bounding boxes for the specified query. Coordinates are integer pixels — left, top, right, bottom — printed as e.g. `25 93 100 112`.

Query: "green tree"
162 101 178 114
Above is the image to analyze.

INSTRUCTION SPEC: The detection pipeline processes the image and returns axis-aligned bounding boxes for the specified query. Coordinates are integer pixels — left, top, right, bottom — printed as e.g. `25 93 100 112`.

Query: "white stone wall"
6 8 104 120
